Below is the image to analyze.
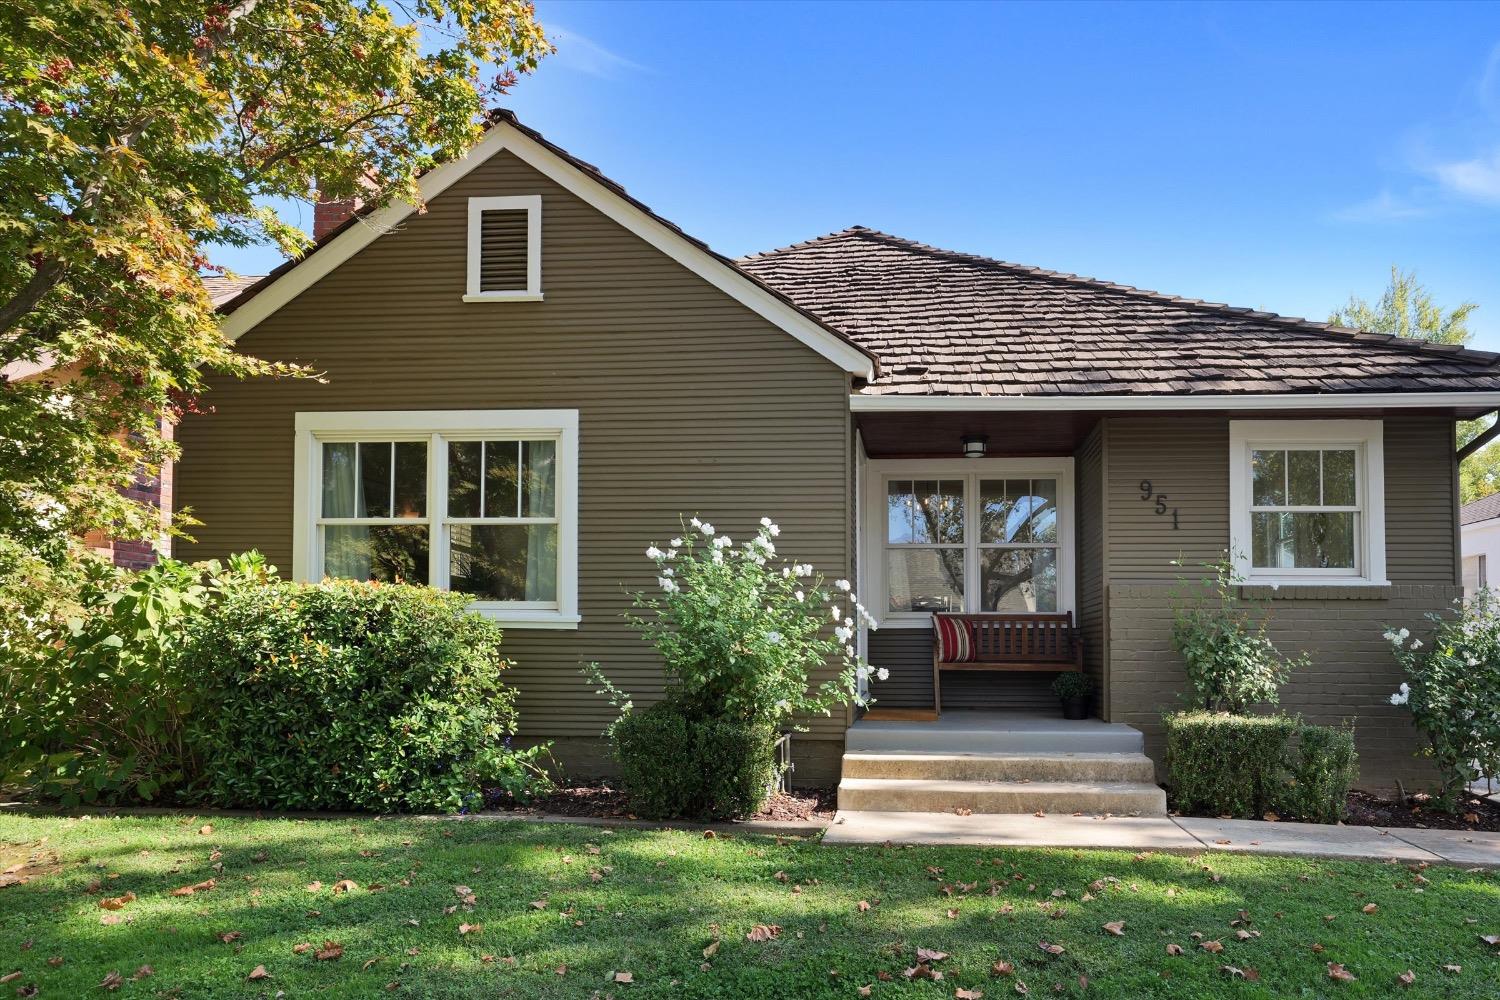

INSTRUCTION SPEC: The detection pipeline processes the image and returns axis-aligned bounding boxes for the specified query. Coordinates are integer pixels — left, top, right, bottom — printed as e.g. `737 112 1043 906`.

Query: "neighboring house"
0 276 260 568
178 111 1500 789
1461 493 1500 599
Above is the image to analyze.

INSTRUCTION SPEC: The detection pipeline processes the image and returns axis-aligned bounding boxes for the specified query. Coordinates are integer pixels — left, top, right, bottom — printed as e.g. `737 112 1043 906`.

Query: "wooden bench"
932 612 1083 714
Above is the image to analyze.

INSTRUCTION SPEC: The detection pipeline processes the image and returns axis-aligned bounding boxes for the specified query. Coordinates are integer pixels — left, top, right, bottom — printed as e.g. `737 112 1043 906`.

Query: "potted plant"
1052 672 1093 720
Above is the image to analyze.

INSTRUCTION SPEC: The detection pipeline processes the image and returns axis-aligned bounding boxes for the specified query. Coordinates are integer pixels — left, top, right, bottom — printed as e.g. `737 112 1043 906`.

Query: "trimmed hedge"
1164 711 1357 822
179 580 519 812
609 700 778 820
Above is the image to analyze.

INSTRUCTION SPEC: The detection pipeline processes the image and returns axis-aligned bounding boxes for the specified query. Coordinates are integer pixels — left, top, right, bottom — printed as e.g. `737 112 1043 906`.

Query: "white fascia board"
849 391 1500 412
220 123 875 379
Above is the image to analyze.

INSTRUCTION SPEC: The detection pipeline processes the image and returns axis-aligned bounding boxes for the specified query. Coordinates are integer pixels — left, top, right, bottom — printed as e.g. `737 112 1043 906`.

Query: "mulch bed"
492 784 837 823
1342 789 1500 832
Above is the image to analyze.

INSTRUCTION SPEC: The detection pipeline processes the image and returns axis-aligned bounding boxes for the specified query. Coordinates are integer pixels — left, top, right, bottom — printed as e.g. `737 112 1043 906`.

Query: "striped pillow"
935 616 971 663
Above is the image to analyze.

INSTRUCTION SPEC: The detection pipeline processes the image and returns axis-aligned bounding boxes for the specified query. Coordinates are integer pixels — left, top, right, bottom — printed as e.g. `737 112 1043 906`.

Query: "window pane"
887 481 915 544
447 441 482 518
885 548 964 613
913 479 964 543
1288 450 1321 506
449 523 557 602
1251 512 1355 569
522 440 556 517
393 441 427 518
321 442 357 517
979 480 1018 543
1029 479 1059 543
979 548 1057 612
1251 449 1285 506
1323 449 1356 506
322 524 429 584
356 442 391 518
484 441 519 518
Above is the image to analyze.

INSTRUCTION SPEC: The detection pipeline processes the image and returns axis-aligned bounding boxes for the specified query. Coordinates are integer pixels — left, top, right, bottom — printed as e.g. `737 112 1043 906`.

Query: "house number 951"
1139 480 1179 530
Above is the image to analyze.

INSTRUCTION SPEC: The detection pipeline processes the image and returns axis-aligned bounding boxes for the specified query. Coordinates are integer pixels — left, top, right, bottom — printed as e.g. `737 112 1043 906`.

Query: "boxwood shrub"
1164 711 1357 822
180 579 520 812
609 699 778 820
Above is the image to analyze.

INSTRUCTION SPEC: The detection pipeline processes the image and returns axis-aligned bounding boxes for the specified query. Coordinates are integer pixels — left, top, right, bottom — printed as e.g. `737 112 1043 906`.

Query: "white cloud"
547 24 649 79
1428 147 1500 204
1330 189 1431 223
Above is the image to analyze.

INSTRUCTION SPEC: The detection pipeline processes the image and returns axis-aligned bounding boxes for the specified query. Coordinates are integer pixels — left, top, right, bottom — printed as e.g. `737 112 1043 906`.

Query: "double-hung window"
1229 419 1386 586
296 410 579 628
869 460 1075 626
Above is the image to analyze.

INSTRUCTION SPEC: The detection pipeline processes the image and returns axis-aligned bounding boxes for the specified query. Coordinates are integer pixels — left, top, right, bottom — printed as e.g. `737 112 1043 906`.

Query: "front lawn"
0 813 1496 998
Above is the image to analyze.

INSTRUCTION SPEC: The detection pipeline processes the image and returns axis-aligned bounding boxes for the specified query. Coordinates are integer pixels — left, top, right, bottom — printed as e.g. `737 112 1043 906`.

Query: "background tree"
1330 266 1497 503
0 0 550 558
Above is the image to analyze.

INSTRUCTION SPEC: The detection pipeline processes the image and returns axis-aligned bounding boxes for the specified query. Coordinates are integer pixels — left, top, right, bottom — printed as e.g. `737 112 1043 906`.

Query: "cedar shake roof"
1462 493 1500 525
738 227 1500 397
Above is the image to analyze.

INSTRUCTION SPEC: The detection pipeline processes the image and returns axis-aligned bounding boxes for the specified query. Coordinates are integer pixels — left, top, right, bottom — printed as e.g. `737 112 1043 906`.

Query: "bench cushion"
935 615 971 663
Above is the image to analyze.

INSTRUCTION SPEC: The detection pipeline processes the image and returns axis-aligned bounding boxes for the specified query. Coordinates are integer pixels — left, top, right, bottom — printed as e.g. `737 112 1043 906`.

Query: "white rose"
876 667 890 681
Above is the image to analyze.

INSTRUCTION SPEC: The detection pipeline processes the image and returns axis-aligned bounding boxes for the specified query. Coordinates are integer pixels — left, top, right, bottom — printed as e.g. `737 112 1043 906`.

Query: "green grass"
0 812 1496 998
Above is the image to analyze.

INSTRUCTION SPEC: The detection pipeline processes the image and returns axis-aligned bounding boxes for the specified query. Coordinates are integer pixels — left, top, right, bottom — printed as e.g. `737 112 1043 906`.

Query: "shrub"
1170 553 1308 712
609 699 777 820
1051 672 1093 700
181 579 544 813
1385 593 1500 809
1282 723 1359 824
1164 711 1356 821
1 549 272 804
621 516 876 729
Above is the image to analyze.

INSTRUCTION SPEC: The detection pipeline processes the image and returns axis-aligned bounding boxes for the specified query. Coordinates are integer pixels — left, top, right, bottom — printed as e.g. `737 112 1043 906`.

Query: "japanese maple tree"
0 0 550 555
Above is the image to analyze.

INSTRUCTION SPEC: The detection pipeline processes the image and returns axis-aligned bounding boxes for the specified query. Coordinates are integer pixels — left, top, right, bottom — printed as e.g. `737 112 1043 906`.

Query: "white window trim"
463 195 542 302
1228 419 1387 588
861 457 1076 629
293 409 579 629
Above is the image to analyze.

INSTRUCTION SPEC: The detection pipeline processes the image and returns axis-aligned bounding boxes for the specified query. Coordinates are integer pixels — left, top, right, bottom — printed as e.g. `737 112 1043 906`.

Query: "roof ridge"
744 227 1500 369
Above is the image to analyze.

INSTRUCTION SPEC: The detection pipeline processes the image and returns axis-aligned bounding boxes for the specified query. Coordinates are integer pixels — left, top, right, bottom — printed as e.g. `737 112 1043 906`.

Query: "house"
0 275 257 568
1461 494 1500 598
180 111 1500 801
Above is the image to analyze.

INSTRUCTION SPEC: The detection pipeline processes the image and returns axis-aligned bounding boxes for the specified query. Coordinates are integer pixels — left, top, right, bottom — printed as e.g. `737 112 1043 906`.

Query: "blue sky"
217 1 1500 348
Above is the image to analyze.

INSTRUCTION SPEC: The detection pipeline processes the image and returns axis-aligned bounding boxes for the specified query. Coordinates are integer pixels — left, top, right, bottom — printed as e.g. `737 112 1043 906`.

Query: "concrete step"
846 718 1144 756
841 751 1158 783
836 777 1168 816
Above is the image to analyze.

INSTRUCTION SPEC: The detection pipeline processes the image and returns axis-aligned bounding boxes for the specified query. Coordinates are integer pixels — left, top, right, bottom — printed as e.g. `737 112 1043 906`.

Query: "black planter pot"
1060 695 1090 721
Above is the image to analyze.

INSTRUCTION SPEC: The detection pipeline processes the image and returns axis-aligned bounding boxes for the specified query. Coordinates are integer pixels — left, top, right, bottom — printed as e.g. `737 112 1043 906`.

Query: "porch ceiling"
856 411 1100 458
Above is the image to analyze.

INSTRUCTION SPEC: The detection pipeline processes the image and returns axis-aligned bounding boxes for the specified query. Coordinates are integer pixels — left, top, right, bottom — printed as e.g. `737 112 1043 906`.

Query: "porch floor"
847 710 1144 756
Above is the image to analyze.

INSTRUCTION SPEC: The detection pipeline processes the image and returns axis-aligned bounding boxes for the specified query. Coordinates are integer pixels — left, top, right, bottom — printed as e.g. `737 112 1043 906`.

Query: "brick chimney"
312 192 364 241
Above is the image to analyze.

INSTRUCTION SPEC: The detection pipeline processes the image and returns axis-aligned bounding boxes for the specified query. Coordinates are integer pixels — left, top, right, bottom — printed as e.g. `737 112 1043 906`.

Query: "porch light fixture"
961 434 988 458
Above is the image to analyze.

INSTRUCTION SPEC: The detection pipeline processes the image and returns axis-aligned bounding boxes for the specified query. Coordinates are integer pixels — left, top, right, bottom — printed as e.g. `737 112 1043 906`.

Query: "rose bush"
1386 592 1500 809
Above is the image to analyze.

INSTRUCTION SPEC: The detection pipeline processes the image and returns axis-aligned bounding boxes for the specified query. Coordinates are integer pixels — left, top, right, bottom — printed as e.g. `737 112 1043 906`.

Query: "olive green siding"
1102 413 1459 786
1074 424 1106 716
175 150 854 755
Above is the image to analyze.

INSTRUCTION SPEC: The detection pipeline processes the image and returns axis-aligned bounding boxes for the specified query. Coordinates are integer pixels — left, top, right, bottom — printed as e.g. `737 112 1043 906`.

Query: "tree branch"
0 258 62 341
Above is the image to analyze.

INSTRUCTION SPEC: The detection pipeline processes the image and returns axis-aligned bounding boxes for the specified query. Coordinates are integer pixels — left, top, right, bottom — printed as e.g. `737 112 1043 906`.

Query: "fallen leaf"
457 923 481 936
247 965 269 981
305 881 323 892
917 948 950 962
530 899 547 910
859 987 872 998
98 892 135 911
45 958 62 968
1015 982 1029 995
1397 970 1416 986
315 941 344 961
1327 962 1357 983
332 879 358 894
218 931 242 944
362 956 382 971
956 989 984 999
292 943 312 955
1165 944 1184 956
1311 943 1325 953
171 878 216 897
993 960 1015 976
1443 964 1462 974
614 971 634 983
1262 811 1280 822
702 940 720 959
1221 965 1245 978
1200 940 1224 954
746 924 781 942
198 825 213 836
0 973 19 984
1102 921 1125 936
1362 903 1378 914
99 971 123 990
1037 941 1065 956
946 908 960 919
857 900 871 912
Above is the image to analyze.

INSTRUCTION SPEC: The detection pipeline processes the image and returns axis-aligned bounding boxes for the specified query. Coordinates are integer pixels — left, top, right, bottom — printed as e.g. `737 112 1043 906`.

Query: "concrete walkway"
824 810 1500 866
